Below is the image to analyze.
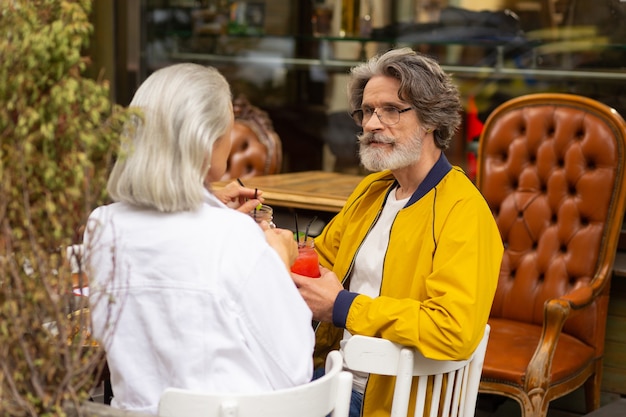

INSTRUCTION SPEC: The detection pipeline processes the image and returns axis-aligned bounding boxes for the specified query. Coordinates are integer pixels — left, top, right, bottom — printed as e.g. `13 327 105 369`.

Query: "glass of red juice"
290 237 321 278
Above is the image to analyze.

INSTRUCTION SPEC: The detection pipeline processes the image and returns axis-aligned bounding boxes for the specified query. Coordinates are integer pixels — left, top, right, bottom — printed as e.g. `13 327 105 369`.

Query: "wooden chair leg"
584 362 603 412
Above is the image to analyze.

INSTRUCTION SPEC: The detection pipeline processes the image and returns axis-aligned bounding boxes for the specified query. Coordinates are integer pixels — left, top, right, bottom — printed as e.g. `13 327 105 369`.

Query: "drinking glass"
248 204 276 228
290 237 321 278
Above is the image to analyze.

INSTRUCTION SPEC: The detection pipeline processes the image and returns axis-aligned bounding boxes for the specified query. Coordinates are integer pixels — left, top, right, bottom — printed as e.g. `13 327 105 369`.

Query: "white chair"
338 325 490 417
157 350 353 417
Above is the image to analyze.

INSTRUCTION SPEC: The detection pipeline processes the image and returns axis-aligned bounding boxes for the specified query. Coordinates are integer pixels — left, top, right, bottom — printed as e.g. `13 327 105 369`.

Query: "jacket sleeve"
314 210 344 271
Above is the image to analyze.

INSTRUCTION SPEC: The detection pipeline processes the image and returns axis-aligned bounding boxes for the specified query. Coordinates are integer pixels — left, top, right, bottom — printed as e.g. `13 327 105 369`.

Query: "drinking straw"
294 212 300 247
304 216 318 243
253 188 258 221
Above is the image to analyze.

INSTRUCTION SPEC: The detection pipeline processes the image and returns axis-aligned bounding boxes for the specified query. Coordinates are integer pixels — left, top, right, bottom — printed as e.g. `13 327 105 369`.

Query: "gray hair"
107 63 232 212
348 48 462 149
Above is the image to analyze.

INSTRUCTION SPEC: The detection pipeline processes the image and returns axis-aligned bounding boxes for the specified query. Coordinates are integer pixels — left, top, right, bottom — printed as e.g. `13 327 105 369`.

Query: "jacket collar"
390 153 452 207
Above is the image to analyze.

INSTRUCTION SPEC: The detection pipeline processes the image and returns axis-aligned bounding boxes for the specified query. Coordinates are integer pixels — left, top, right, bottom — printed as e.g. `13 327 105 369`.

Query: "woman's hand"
212 181 263 213
261 221 298 270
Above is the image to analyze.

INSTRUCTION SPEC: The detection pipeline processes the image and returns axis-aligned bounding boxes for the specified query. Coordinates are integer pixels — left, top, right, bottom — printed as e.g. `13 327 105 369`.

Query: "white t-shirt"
85 190 314 414
342 187 409 393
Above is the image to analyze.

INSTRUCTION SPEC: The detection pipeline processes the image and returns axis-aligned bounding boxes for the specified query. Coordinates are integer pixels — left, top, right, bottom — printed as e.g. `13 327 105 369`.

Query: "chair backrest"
342 325 490 417
475 93 626 349
221 94 282 181
157 350 353 417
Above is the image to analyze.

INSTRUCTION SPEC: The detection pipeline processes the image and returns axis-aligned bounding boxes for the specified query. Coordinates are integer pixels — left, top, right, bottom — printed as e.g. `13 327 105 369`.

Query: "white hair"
107 63 232 212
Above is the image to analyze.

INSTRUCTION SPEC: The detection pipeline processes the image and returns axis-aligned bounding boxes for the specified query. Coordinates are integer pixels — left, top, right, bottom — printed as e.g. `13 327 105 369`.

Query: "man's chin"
360 153 418 172
360 156 389 172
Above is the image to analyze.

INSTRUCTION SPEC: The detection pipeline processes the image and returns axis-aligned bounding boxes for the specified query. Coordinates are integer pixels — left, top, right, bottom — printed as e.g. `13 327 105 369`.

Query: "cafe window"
111 0 626 173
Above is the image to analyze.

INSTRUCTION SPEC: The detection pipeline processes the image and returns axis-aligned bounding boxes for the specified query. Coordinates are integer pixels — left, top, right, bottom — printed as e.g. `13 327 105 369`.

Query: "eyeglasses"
350 106 414 127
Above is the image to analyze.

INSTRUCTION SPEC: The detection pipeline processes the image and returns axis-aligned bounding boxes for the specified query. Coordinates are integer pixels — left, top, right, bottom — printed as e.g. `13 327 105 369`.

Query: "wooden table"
212 171 364 213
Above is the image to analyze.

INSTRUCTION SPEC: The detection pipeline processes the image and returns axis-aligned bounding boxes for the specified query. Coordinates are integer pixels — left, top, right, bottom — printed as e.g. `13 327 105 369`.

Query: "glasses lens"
379 107 400 125
352 107 408 127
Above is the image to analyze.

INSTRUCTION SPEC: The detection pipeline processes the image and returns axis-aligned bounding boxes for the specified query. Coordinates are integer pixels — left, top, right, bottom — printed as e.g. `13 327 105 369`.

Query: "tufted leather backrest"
476 93 626 347
221 95 282 181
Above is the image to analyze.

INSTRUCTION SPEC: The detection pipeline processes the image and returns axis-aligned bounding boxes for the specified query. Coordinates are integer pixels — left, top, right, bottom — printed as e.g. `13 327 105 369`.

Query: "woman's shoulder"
86 202 122 228
200 204 259 228
88 201 142 217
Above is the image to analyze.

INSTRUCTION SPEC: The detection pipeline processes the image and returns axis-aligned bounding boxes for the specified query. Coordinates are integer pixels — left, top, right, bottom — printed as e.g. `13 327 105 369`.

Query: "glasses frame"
350 106 413 127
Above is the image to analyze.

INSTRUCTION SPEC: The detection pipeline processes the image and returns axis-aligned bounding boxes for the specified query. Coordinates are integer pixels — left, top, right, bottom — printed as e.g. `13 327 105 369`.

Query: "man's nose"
363 112 384 131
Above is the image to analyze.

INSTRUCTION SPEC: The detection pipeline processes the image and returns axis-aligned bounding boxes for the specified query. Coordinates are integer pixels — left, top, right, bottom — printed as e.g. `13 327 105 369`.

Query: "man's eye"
362 108 374 116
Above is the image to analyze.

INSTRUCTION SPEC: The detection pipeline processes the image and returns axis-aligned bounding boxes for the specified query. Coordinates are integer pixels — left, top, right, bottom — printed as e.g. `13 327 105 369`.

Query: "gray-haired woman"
85 63 314 415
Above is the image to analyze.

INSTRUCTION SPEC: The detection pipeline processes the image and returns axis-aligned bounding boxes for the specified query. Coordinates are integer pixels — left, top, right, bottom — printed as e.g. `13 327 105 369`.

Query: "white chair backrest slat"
339 325 491 417
158 350 352 417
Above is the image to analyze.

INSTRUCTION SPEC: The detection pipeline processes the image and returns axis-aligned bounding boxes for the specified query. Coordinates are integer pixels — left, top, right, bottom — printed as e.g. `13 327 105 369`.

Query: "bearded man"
291 48 504 417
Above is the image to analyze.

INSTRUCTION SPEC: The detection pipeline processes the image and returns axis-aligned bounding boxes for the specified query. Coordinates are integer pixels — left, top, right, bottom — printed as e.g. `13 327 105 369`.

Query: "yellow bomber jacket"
313 155 504 417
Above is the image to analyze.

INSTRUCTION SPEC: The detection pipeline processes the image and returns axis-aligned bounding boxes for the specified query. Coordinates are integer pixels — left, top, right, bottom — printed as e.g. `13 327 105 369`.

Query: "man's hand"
291 266 343 322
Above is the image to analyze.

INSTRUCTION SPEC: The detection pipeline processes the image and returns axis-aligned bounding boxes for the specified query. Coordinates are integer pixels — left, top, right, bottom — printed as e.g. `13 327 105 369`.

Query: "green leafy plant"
0 1 132 415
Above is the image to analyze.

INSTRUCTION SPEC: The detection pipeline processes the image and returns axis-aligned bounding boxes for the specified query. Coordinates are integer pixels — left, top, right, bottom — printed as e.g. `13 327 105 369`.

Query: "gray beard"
357 131 423 172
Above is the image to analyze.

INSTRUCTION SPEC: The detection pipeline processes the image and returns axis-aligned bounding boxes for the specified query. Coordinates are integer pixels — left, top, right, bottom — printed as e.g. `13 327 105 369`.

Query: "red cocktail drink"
290 238 321 278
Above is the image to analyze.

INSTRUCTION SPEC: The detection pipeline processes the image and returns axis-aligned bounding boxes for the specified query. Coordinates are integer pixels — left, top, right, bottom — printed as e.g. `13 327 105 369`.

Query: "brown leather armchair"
221 95 282 181
475 93 626 417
